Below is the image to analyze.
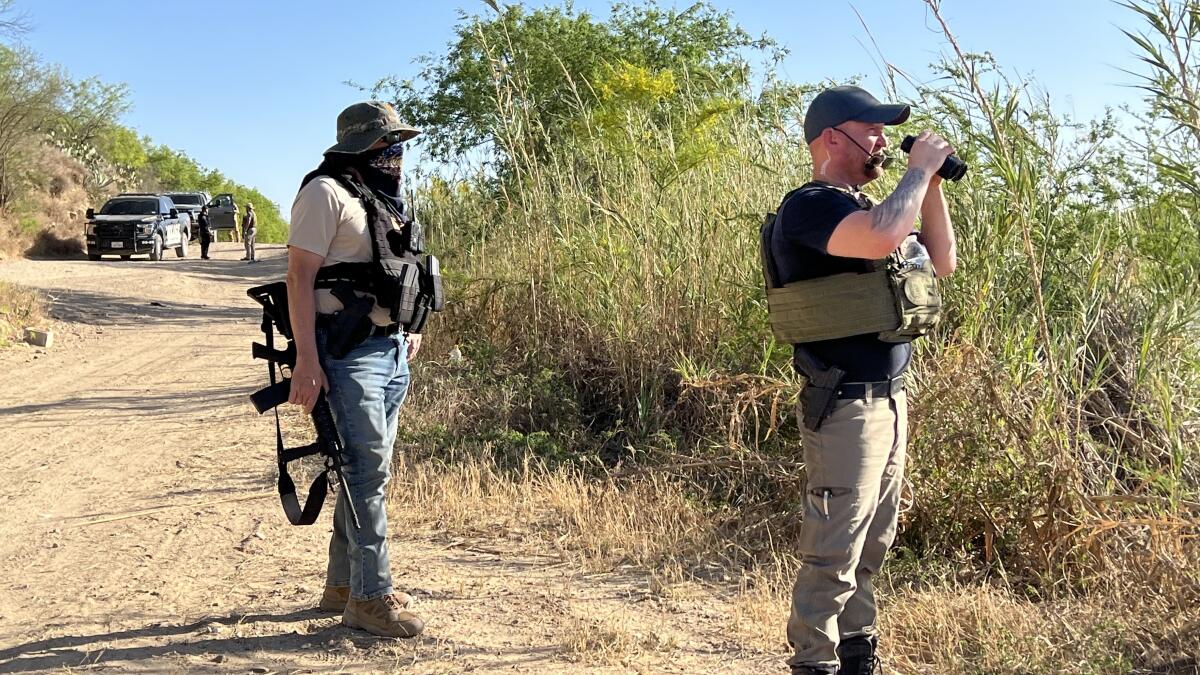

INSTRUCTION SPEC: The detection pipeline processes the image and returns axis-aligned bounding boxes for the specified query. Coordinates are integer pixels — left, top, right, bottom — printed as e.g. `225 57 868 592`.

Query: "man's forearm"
286 273 320 362
918 184 957 277
872 168 930 244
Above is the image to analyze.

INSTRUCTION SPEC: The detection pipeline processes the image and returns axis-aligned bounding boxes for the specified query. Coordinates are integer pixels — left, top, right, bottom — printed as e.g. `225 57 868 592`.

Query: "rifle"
247 282 360 529
249 380 359 529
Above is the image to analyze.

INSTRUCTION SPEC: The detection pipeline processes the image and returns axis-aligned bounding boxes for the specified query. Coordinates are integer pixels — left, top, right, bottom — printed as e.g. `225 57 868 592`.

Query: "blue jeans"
317 326 410 601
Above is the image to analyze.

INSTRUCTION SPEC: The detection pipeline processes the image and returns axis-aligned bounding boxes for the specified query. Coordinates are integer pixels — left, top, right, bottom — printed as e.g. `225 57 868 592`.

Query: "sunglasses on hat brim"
380 130 410 145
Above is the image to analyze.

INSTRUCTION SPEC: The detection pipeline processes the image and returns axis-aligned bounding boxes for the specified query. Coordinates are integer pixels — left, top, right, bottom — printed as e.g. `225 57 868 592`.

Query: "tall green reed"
411 6 1198 593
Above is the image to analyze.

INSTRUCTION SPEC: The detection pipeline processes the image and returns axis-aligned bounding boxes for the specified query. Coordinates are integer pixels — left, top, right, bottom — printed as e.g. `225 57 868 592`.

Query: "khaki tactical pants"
786 388 907 671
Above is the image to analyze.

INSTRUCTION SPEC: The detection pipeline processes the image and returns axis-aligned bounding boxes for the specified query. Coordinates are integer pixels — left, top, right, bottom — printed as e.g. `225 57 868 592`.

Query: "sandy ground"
0 243 780 674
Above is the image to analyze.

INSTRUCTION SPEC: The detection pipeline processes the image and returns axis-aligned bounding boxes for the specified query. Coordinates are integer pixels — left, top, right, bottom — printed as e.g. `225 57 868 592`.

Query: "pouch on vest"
877 236 942 342
372 257 422 324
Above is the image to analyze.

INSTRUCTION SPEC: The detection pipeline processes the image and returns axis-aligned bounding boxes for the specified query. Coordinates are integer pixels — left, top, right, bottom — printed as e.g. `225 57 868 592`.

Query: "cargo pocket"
807 487 853 521
798 486 855 557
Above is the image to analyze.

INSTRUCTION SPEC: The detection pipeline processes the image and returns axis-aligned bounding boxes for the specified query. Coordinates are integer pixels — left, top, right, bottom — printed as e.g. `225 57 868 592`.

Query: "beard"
858 152 891 183
861 162 884 183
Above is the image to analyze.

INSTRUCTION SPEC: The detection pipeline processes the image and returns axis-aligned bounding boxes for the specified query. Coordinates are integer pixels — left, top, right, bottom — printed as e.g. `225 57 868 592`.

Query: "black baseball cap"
803 85 910 144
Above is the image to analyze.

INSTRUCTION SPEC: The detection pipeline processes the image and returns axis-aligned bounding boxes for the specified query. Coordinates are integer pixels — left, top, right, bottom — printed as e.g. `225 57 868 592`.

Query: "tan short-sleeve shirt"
288 176 391 326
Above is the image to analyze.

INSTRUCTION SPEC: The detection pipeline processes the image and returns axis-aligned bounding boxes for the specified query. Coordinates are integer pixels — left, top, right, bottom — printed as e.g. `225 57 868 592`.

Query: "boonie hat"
325 101 422 155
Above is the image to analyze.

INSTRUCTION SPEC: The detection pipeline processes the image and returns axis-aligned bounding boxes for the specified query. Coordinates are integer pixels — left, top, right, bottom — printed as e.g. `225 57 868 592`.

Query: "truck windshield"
99 199 159 215
168 195 203 206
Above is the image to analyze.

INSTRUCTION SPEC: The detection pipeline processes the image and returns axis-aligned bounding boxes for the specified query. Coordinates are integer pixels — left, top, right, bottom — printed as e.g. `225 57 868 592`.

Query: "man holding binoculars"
762 85 959 674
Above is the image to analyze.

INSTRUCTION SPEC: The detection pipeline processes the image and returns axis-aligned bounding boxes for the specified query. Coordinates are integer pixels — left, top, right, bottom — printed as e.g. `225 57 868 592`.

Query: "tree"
0 0 29 41
373 1 780 163
143 144 204 191
49 77 133 193
95 125 145 171
0 44 64 204
55 77 130 155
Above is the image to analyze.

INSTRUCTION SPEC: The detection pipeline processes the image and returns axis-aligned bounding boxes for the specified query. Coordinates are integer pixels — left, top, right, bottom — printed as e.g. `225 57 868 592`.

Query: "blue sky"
17 1 1149 216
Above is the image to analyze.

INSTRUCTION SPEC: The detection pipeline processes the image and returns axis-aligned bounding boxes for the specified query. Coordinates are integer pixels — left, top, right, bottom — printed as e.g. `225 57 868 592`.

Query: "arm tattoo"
870 168 928 232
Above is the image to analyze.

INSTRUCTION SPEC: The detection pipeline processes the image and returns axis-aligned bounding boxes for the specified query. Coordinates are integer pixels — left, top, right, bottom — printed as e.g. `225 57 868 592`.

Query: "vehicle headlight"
85 223 96 235
139 223 155 234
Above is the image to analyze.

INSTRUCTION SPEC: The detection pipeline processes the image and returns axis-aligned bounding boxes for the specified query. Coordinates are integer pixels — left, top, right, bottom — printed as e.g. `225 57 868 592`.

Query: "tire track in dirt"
0 246 281 666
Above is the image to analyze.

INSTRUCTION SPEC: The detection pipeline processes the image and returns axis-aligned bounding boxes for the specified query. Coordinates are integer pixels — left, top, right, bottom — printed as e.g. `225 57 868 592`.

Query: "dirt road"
0 243 776 674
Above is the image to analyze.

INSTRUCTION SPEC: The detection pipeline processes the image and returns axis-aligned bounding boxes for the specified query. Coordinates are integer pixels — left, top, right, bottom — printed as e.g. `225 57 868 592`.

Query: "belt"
837 376 905 400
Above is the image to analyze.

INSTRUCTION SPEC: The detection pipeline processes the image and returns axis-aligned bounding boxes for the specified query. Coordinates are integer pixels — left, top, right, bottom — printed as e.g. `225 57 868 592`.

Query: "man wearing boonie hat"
766 86 960 674
284 101 426 639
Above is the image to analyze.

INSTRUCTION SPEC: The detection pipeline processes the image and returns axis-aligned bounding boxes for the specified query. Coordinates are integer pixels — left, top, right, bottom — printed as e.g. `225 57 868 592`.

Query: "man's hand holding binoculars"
906 131 956 183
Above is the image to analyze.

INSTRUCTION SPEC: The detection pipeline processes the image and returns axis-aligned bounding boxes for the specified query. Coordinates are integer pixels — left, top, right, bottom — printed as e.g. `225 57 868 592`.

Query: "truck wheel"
176 232 189 258
150 234 163 261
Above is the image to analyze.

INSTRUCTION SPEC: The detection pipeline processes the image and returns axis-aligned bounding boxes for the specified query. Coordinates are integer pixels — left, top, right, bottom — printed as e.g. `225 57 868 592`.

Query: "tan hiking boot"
319 586 413 613
342 593 425 638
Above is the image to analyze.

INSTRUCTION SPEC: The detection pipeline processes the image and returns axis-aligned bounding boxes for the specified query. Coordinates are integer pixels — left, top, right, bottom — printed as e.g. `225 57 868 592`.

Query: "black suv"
85 194 191 261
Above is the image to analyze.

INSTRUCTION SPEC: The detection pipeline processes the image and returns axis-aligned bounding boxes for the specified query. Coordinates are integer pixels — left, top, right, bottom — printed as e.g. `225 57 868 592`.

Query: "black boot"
837 635 882 675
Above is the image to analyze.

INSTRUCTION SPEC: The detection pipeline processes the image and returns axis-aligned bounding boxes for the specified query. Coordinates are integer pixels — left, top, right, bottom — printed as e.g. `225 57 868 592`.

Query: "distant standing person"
197 205 213 259
242 202 257 262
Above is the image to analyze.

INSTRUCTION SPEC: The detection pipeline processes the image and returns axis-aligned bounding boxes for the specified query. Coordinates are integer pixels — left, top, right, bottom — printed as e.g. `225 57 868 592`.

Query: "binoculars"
900 135 968 182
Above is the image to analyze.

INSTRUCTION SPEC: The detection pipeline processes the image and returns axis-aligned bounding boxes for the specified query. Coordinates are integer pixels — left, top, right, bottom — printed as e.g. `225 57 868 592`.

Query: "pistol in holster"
793 347 846 432
321 281 376 359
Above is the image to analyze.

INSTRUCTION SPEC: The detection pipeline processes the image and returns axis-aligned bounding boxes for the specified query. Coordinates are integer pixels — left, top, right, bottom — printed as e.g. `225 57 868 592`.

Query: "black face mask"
356 143 406 211
361 141 405 178
834 127 893 173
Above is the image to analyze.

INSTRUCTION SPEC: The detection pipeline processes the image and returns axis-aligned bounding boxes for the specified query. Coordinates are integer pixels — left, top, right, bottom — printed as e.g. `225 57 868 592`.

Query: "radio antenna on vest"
405 183 418 224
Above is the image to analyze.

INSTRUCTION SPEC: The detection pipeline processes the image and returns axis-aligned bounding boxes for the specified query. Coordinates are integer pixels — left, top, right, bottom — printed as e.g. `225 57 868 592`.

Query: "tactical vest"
760 184 942 344
305 170 445 335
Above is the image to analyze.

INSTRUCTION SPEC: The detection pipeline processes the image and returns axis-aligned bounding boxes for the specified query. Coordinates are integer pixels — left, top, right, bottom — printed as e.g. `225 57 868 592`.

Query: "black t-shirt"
770 182 912 381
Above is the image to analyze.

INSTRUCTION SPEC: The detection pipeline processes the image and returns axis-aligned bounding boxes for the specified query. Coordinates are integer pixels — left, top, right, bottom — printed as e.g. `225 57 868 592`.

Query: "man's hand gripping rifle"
247 282 359 529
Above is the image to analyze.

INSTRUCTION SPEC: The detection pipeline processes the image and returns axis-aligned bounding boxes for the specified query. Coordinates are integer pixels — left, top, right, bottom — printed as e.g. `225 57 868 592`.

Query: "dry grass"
383 446 1199 673
734 568 1199 673
0 280 43 347
881 588 1154 674
0 145 91 261
562 613 678 665
388 449 721 571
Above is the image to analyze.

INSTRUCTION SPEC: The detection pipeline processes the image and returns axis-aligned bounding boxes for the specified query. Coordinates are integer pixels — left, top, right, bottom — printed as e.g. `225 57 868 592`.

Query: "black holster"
319 282 377 359
793 347 846 432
